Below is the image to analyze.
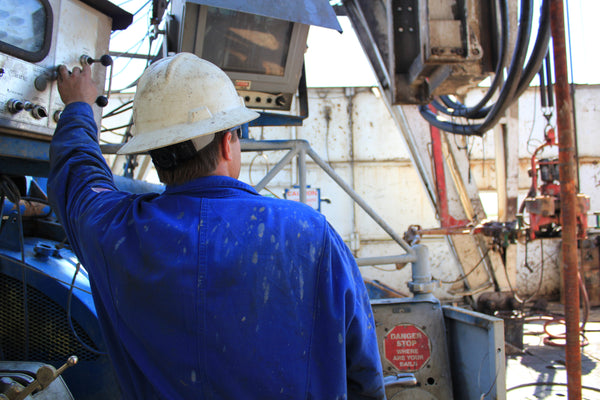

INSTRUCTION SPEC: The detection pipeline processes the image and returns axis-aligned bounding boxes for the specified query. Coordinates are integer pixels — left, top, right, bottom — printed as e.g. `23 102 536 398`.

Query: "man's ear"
220 131 233 161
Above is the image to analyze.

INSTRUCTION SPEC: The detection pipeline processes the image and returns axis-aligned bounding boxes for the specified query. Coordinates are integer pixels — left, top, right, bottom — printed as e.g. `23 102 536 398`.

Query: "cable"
1 176 29 357
67 262 107 355
102 100 134 119
100 122 134 133
0 253 92 295
507 382 600 394
439 247 491 284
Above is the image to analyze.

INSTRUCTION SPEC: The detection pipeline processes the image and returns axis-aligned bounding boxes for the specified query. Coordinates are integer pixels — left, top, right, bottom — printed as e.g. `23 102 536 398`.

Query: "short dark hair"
153 130 236 185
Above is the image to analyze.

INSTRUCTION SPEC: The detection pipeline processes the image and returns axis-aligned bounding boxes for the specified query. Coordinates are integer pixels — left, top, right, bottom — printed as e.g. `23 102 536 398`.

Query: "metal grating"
0 272 100 362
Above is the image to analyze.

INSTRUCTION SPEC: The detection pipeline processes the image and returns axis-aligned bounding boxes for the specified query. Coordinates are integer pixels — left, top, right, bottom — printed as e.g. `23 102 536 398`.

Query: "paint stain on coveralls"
114 237 126 251
263 276 270 303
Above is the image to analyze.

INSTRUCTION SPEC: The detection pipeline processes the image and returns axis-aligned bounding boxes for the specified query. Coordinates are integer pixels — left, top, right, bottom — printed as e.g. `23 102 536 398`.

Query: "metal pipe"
298 147 307 204
241 139 306 152
306 146 414 254
550 1 582 398
252 147 300 193
408 244 437 301
355 254 417 267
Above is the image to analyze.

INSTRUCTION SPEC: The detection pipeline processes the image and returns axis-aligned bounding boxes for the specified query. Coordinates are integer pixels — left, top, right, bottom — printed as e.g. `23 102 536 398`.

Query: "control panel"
0 0 112 140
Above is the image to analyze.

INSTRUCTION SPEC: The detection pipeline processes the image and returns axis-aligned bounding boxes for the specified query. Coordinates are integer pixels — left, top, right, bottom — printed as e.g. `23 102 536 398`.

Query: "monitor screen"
202 7 293 77
175 2 309 110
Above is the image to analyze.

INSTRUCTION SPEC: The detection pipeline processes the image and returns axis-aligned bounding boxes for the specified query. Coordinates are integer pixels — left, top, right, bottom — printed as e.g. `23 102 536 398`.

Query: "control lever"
12 356 78 400
81 54 113 108
384 373 418 388
34 54 113 108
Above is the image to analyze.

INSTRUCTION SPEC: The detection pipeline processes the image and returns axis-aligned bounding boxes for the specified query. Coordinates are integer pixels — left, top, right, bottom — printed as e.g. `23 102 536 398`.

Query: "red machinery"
522 126 590 240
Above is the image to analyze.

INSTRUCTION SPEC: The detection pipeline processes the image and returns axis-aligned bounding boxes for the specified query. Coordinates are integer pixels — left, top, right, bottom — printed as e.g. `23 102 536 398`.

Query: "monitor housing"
170 2 309 111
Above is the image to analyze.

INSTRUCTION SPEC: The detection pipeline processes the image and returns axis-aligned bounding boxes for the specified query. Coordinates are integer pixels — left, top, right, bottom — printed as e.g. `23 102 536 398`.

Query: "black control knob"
95 96 109 107
80 54 113 108
81 54 113 67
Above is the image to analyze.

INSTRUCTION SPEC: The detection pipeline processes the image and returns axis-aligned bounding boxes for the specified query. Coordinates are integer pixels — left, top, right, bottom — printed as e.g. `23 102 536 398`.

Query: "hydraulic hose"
433 0 510 119
420 0 551 136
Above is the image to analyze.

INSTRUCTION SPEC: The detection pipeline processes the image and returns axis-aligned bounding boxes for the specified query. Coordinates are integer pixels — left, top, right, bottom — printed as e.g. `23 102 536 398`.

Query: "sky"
107 0 600 94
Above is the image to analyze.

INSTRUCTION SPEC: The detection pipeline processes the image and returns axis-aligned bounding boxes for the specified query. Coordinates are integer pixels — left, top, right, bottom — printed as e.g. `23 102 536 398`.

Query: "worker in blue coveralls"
48 52 385 399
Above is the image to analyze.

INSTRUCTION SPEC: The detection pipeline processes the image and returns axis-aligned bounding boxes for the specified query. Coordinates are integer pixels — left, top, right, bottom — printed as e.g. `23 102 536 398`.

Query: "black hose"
420 0 534 134
436 0 510 118
420 0 551 136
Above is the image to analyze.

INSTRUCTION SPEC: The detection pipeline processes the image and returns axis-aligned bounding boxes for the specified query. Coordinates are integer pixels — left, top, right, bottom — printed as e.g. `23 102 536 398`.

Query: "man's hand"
57 63 98 106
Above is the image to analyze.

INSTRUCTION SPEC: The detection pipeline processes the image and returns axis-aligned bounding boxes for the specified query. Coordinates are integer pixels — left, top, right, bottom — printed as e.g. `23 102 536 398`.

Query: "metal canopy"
81 0 133 30
185 0 342 32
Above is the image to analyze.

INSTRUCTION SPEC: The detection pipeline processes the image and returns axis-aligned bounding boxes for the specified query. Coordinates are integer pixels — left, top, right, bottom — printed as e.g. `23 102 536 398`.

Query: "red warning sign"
384 324 431 372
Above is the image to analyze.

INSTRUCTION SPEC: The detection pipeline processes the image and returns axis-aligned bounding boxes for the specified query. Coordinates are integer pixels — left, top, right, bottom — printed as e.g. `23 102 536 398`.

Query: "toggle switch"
7 99 25 113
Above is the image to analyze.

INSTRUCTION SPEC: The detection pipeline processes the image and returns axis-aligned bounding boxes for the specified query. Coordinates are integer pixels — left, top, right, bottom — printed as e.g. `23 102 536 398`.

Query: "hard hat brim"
116 106 259 155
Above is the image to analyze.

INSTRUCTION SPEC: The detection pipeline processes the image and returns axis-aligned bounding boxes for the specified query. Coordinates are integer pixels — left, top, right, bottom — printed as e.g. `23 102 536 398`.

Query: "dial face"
0 0 49 55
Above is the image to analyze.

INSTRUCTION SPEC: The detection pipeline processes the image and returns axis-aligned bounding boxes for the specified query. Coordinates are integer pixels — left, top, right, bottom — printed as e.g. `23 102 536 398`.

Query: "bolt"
398 27 404 33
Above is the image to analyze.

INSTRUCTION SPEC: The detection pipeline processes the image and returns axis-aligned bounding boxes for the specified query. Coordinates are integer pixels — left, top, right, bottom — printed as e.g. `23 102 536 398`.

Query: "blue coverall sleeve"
327 224 386 399
47 102 123 256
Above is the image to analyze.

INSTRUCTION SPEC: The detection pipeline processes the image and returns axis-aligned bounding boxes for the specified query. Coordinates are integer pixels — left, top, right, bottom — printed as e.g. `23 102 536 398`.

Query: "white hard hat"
117 53 259 155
